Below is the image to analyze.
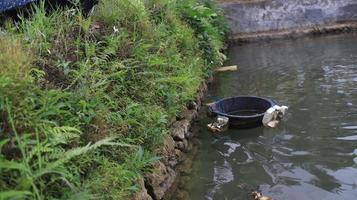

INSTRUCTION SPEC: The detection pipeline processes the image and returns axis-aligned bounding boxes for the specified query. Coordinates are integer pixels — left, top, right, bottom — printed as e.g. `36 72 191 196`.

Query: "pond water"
174 34 357 200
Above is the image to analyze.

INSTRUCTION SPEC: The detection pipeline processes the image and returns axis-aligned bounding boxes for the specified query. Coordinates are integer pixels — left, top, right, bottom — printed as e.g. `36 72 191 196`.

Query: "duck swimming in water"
207 115 229 132
262 105 288 128
250 191 273 200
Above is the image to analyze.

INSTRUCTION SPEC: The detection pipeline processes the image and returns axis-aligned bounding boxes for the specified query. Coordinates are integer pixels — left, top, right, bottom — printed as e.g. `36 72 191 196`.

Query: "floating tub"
208 96 276 128
0 0 36 12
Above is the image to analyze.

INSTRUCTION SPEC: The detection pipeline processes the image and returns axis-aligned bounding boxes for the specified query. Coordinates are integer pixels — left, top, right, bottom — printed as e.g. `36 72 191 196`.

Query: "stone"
145 161 176 200
175 141 184 151
175 149 187 163
168 159 178 168
171 120 190 141
176 107 198 122
182 139 189 152
172 127 185 141
175 139 188 152
184 131 194 140
183 109 198 122
174 149 183 158
187 101 198 110
131 178 153 200
157 136 176 166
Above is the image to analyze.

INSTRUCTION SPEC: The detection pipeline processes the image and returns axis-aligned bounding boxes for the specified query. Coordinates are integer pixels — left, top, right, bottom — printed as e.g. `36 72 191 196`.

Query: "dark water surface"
228 109 264 116
180 34 357 200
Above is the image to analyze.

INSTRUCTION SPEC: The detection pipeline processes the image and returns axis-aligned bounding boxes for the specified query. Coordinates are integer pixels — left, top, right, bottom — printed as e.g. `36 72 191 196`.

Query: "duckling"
250 191 273 200
207 115 229 133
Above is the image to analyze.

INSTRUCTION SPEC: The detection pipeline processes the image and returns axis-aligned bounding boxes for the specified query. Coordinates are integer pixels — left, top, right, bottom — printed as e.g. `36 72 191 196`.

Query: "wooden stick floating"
215 65 238 72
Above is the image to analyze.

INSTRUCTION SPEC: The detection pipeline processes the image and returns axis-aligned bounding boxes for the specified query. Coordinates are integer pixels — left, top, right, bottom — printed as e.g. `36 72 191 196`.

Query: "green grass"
0 0 226 199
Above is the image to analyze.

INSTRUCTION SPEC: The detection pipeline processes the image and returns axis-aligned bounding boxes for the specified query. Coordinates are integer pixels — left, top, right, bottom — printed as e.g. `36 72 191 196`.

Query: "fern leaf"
0 160 30 173
48 126 82 145
34 137 125 178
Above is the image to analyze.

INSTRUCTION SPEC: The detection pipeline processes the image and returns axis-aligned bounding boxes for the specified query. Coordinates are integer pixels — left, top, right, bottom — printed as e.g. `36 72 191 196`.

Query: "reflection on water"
177 34 357 200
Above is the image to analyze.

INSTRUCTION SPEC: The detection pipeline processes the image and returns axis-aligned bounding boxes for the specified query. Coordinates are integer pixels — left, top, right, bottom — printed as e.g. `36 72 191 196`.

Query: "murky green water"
178 34 357 200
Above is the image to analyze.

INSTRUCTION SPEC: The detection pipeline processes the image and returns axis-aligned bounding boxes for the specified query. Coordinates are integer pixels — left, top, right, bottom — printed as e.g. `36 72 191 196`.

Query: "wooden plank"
215 65 238 72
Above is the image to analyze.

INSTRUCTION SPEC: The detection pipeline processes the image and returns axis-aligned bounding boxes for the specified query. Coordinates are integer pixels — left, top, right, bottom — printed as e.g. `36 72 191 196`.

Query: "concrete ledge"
230 21 357 42
219 0 357 41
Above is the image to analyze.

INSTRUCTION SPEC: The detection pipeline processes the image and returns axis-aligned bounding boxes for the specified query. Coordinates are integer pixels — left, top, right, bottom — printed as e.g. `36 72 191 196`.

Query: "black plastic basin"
208 96 275 128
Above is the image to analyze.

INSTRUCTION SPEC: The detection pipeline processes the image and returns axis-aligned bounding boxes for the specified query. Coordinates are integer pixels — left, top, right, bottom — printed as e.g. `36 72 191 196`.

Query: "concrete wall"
220 0 357 39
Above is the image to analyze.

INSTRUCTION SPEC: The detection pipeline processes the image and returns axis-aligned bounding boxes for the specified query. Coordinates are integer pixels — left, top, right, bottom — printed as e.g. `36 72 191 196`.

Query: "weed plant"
0 0 226 199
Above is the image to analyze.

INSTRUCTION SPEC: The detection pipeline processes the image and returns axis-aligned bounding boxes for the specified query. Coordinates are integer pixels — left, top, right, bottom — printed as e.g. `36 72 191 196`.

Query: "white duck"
262 105 288 128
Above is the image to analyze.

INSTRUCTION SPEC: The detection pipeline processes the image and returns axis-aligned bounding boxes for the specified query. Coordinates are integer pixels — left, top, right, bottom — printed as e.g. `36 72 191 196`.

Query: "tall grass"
0 0 226 199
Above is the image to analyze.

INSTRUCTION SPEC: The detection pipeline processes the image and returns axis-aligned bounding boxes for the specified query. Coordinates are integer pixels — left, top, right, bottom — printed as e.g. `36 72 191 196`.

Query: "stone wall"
131 77 212 200
220 0 357 40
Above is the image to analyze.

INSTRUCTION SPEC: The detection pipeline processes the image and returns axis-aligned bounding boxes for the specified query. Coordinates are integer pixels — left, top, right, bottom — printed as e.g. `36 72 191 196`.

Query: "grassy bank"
0 0 225 199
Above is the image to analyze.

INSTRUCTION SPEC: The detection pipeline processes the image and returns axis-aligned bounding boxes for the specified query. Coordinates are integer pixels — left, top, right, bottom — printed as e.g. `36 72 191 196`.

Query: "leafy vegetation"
0 0 226 199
